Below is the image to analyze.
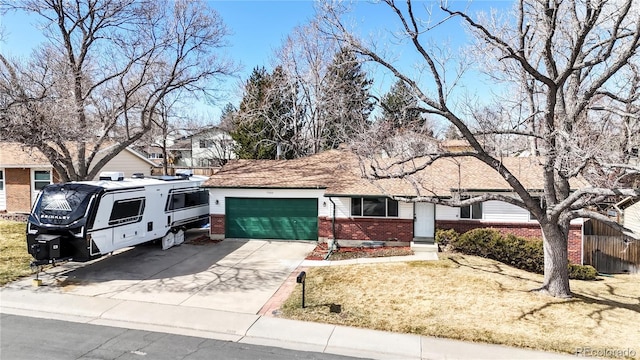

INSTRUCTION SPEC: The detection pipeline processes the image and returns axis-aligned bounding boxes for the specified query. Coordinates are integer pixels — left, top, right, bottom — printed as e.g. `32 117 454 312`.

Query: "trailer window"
109 198 145 225
35 183 103 225
166 189 209 211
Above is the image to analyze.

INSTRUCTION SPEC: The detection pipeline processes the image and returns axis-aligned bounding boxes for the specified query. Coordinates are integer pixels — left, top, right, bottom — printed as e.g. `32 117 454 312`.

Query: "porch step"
411 242 438 253
413 237 435 244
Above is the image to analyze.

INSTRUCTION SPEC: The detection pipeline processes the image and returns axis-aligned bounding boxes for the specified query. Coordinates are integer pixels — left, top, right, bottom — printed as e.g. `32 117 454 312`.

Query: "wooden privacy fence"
151 167 218 177
583 235 639 274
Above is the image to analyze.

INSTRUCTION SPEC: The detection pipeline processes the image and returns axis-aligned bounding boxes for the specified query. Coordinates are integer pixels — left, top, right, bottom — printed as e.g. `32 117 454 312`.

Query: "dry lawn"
281 253 640 358
0 220 33 286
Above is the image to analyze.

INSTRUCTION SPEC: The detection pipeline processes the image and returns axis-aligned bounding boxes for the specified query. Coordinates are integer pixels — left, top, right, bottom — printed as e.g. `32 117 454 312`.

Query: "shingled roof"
202 149 584 197
0 142 52 167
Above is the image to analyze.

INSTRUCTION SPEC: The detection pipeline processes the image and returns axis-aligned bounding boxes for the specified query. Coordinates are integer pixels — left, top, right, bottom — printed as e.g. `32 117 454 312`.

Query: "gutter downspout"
325 197 338 260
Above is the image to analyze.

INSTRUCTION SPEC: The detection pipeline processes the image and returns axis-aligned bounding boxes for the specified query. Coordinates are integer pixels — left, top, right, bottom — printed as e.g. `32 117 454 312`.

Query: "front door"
414 202 435 238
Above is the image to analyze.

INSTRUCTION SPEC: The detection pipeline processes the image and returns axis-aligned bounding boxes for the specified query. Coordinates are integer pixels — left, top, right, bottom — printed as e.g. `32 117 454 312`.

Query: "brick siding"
319 216 413 243
209 214 225 236
5 168 31 213
209 212 584 264
436 220 583 264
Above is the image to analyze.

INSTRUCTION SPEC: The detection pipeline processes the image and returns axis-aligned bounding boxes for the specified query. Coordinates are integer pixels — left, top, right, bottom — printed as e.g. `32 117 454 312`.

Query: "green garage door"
226 198 318 240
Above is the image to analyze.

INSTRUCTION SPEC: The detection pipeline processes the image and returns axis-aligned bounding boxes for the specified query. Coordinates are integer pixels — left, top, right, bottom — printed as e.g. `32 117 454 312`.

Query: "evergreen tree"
319 48 374 150
230 66 300 159
218 102 237 132
379 79 423 129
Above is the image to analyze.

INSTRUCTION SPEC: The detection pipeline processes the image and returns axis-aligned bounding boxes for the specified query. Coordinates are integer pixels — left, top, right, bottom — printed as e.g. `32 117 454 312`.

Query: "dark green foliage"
435 228 460 247
230 66 300 159
449 228 544 274
448 228 597 280
379 79 426 131
319 48 374 150
568 264 598 280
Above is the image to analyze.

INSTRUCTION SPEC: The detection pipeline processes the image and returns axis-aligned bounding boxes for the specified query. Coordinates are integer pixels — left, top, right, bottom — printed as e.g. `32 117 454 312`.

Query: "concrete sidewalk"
0 238 574 360
0 286 574 360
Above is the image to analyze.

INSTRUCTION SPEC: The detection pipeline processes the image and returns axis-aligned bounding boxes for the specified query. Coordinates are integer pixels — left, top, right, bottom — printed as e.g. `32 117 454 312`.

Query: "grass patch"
0 220 33 286
281 253 640 358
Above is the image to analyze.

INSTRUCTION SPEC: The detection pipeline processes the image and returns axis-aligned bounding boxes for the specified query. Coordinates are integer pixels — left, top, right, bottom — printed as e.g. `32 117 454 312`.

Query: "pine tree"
230 66 300 159
379 79 423 130
319 48 374 150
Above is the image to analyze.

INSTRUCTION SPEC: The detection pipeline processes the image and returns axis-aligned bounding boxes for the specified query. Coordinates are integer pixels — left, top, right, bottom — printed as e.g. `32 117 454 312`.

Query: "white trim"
123 146 158 167
31 168 52 206
0 168 5 211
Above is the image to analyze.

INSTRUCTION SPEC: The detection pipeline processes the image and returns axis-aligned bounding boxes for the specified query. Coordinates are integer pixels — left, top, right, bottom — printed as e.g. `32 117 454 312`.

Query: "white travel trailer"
27 171 209 265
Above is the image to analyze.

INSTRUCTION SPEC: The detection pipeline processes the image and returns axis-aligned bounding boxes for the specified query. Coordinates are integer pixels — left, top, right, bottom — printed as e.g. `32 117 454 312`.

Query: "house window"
0 170 4 191
199 140 214 148
351 197 399 217
460 202 482 219
108 198 145 225
33 170 51 190
529 197 543 221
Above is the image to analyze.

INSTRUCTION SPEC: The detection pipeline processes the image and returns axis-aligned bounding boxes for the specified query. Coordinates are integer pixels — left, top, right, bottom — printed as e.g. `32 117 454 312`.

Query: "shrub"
450 228 544 273
451 228 505 258
568 264 598 280
435 229 460 247
448 228 597 279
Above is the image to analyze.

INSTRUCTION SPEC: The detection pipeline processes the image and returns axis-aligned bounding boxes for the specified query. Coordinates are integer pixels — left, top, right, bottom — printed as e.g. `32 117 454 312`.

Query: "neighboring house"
96 144 158 179
139 128 235 169
617 197 640 236
167 138 193 167
0 143 56 213
0 142 156 213
582 199 640 274
190 128 235 167
202 149 586 264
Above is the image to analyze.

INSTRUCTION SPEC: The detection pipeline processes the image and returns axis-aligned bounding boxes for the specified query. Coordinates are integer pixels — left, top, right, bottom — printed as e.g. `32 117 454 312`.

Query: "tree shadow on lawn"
516 291 640 328
447 253 640 324
446 253 538 283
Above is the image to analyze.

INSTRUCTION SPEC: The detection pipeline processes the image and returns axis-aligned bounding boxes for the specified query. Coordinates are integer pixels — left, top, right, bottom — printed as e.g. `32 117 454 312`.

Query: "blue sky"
0 0 512 120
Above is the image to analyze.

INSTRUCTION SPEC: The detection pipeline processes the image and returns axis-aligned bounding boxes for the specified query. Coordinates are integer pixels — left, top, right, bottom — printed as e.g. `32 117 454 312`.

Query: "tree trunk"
538 222 571 298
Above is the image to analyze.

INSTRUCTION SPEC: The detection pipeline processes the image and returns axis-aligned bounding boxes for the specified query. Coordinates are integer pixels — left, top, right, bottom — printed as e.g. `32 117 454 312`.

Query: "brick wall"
6 168 31 213
567 226 583 264
210 214 225 239
436 220 583 264
319 216 413 243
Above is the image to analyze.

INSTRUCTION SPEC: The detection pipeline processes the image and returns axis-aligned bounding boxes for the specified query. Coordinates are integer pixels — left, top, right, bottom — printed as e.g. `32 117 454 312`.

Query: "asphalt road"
0 314 363 360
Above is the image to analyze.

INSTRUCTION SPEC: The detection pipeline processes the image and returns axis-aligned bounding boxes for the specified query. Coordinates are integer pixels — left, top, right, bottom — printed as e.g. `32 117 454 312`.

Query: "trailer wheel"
174 229 185 246
161 231 175 250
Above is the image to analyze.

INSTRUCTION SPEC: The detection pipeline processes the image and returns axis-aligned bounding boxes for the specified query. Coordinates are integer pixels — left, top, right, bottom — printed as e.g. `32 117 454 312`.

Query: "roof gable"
0 142 157 169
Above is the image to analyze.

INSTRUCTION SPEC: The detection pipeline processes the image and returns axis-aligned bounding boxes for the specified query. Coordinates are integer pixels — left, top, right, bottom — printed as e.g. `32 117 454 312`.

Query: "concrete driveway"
6 229 316 315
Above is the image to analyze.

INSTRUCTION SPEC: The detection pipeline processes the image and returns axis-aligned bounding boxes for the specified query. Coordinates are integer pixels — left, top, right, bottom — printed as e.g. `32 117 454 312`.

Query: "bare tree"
0 0 235 181
320 0 640 297
275 19 341 155
230 66 303 159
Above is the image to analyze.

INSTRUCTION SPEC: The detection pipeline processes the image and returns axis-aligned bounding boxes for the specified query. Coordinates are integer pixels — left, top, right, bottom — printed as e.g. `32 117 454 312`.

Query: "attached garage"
225 198 318 240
